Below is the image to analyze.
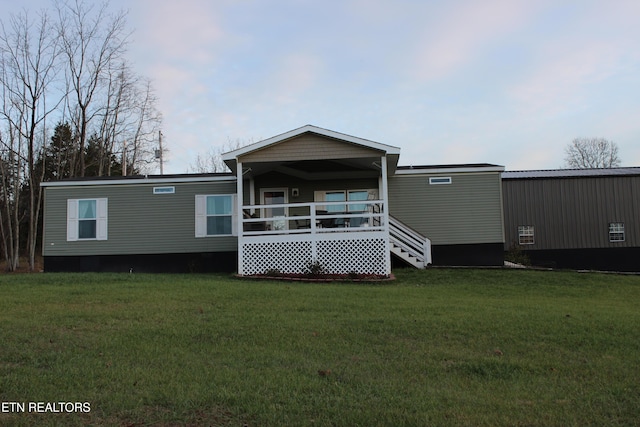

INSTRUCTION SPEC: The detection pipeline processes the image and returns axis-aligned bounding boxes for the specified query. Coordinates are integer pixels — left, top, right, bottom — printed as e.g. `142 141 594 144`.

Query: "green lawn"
1 269 639 426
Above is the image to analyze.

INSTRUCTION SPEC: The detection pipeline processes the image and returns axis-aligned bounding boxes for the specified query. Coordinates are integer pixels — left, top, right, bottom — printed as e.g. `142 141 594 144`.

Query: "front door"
261 188 288 230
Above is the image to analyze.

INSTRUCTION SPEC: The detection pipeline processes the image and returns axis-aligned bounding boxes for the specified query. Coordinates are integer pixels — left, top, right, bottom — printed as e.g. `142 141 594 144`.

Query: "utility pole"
122 140 127 176
156 131 164 175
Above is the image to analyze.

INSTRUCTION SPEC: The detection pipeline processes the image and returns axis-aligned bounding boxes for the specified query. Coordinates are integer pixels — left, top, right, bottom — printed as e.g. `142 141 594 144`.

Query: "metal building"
502 168 640 271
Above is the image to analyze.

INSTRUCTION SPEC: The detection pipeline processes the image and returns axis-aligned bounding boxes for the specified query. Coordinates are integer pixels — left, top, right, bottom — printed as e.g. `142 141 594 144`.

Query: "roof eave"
394 165 505 175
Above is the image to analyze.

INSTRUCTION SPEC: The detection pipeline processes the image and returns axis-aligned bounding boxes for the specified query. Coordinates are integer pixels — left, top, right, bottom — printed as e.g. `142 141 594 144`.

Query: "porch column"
236 160 244 274
380 155 392 274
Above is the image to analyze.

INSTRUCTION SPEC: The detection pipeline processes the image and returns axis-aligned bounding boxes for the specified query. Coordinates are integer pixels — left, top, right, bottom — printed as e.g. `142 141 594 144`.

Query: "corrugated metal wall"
502 176 640 249
388 172 504 245
43 180 238 256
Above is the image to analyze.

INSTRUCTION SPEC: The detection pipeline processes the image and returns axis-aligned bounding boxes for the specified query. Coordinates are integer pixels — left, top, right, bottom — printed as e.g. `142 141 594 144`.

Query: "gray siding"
388 172 504 245
239 133 381 163
503 176 640 249
43 180 238 256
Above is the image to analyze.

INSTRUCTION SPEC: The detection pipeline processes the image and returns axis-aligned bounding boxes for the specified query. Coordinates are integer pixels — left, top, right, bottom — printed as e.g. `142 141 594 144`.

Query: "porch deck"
238 200 391 276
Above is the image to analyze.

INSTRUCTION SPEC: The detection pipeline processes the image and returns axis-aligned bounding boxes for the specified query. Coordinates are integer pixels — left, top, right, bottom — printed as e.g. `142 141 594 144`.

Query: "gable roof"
221 125 401 173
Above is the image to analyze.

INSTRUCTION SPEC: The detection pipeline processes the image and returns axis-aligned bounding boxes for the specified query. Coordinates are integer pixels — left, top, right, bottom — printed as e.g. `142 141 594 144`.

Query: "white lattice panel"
242 240 312 275
317 238 388 275
240 232 389 276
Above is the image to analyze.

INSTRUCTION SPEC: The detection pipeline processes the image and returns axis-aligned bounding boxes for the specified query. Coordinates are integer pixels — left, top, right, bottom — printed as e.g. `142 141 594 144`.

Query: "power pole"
122 140 127 176
156 131 164 175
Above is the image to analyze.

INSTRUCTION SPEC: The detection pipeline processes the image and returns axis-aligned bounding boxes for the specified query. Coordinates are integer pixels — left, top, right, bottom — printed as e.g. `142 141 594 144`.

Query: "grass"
1 268 639 426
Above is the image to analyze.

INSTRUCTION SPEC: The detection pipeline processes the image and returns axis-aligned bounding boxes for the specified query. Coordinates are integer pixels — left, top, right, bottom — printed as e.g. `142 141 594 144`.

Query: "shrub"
304 260 325 277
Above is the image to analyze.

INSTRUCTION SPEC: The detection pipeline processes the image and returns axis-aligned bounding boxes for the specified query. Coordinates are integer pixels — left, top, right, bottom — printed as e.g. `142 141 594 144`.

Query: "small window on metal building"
429 177 452 185
609 222 625 242
518 225 534 245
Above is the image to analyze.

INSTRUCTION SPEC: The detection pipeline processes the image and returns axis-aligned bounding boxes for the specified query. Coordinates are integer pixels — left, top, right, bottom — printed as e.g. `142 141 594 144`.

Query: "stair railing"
388 216 432 266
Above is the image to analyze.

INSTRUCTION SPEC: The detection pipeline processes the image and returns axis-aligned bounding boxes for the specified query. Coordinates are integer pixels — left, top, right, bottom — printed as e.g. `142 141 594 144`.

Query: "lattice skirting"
242 240 312 275
240 235 389 276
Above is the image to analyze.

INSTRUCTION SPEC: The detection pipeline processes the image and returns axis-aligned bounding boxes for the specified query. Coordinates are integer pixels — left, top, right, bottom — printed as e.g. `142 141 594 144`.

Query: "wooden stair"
389 215 432 269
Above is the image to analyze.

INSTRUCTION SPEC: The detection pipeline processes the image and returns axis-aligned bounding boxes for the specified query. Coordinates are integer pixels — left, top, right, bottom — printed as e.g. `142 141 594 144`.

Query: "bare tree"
57 1 161 177
0 127 23 271
0 1 162 269
94 60 132 176
188 138 251 173
121 76 163 175
56 0 129 176
0 9 60 270
564 138 621 169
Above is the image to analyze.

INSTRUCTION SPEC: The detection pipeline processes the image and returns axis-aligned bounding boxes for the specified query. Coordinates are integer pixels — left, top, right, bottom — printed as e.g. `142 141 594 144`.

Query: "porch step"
389 215 431 269
390 244 425 269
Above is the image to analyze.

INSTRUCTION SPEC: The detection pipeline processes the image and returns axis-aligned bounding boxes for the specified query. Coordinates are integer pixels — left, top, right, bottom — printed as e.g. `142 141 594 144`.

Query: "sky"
3 0 640 173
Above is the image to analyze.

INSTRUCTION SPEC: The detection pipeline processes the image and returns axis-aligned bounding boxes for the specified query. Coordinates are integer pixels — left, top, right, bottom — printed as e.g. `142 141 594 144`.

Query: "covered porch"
222 125 400 277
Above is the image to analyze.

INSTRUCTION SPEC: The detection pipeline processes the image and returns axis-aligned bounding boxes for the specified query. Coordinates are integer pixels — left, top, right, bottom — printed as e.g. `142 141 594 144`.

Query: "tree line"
0 0 163 271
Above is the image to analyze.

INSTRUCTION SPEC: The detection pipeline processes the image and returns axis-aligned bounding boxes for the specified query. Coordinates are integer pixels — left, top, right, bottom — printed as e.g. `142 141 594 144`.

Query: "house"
41 125 506 274
502 168 640 271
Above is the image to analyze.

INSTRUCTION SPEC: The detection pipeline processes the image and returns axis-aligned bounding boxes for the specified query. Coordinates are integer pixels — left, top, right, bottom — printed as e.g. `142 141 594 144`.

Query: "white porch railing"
240 200 386 235
389 216 432 268
238 200 390 276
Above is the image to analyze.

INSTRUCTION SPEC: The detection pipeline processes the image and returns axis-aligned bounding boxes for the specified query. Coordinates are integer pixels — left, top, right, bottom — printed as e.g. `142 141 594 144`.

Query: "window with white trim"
67 198 108 241
609 222 625 242
429 177 452 185
153 186 175 194
195 195 236 237
518 225 534 245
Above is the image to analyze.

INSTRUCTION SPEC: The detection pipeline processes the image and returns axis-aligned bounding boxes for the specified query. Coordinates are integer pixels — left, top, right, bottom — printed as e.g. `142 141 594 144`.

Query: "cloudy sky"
3 0 640 173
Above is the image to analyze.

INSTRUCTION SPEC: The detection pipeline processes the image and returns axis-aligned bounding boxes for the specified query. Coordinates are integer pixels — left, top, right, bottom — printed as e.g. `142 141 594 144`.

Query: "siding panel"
388 172 504 245
502 175 640 250
44 180 238 256
239 133 381 163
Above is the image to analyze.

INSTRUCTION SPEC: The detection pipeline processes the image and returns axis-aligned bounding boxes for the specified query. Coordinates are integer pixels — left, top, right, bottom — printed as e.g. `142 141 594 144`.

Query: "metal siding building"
502 168 640 271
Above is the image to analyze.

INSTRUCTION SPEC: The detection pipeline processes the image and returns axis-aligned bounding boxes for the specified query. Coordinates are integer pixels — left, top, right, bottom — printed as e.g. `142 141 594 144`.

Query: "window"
153 186 175 194
429 177 452 185
314 189 378 228
609 223 625 242
518 225 534 245
67 198 108 241
315 189 378 212
261 189 288 230
325 191 347 213
78 200 97 238
195 195 236 237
